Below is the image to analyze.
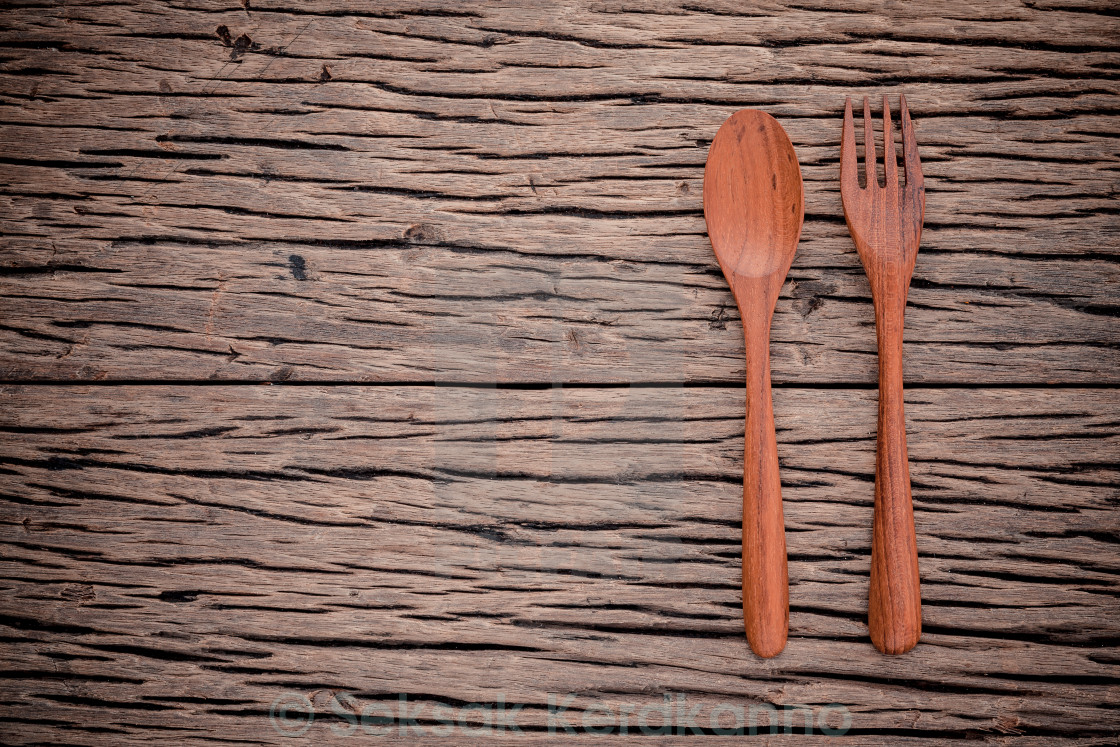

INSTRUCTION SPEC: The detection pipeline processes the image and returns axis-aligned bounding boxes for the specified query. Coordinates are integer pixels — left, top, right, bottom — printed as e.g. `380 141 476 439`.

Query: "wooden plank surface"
0 384 1118 743
0 0 1117 384
1 0 1118 744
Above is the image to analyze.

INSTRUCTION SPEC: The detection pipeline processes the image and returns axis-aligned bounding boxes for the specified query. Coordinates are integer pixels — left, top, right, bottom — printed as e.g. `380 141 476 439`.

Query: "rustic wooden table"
1 1 1118 743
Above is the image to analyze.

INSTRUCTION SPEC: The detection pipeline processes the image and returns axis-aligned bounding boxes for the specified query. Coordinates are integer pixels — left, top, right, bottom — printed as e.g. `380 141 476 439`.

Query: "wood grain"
0 0 1118 743
0 384 1118 742
0 0 1117 385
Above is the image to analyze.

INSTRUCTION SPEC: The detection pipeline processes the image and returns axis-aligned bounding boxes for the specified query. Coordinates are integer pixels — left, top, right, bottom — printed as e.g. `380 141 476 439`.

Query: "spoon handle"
743 314 788 658
869 295 922 654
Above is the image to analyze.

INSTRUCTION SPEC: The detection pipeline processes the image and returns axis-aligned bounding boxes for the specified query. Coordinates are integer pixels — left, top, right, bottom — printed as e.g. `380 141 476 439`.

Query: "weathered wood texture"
0 0 1117 384
1 0 1119 744
1 385 1118 743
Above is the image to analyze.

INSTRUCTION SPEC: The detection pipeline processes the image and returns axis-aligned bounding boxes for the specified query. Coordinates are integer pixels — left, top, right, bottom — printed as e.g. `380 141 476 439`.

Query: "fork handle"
870 295 922 654
742 308 788 658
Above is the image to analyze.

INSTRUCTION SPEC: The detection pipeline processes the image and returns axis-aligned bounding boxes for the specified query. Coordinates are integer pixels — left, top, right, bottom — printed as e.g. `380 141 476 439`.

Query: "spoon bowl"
705 110 804 283
703 109 804 658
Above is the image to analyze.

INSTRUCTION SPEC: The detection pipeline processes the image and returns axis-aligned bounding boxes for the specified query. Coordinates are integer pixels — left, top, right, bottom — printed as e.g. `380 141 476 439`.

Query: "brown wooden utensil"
704 109 804 658
840 95 925 654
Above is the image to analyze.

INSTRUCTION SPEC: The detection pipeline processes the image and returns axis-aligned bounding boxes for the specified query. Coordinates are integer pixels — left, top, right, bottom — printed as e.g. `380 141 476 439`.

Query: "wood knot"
230 33 259 60
288 254 308 281
404 223 440 243
61 584 96 602
788 279 833 318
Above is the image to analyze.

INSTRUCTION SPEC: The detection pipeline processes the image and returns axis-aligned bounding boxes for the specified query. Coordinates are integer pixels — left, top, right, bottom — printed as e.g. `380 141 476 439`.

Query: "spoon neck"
736 294 776 395
742 316 774 375
733 276 779 339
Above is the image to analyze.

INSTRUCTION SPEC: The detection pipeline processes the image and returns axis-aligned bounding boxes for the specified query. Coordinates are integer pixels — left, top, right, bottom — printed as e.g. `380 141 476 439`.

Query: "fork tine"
863 96 876 189
901 94 923 194
841 97 859 191
882 94 897 190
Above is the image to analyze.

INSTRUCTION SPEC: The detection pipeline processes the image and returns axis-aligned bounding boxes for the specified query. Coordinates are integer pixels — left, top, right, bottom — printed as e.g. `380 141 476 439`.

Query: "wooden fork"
840 95 925 655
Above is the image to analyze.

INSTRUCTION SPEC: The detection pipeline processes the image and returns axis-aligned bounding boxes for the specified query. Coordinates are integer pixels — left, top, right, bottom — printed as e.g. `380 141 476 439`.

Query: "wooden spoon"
703 110 805 658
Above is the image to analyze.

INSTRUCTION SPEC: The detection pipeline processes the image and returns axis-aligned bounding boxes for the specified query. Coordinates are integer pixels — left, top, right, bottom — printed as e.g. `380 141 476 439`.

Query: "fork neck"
869 273 909 393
